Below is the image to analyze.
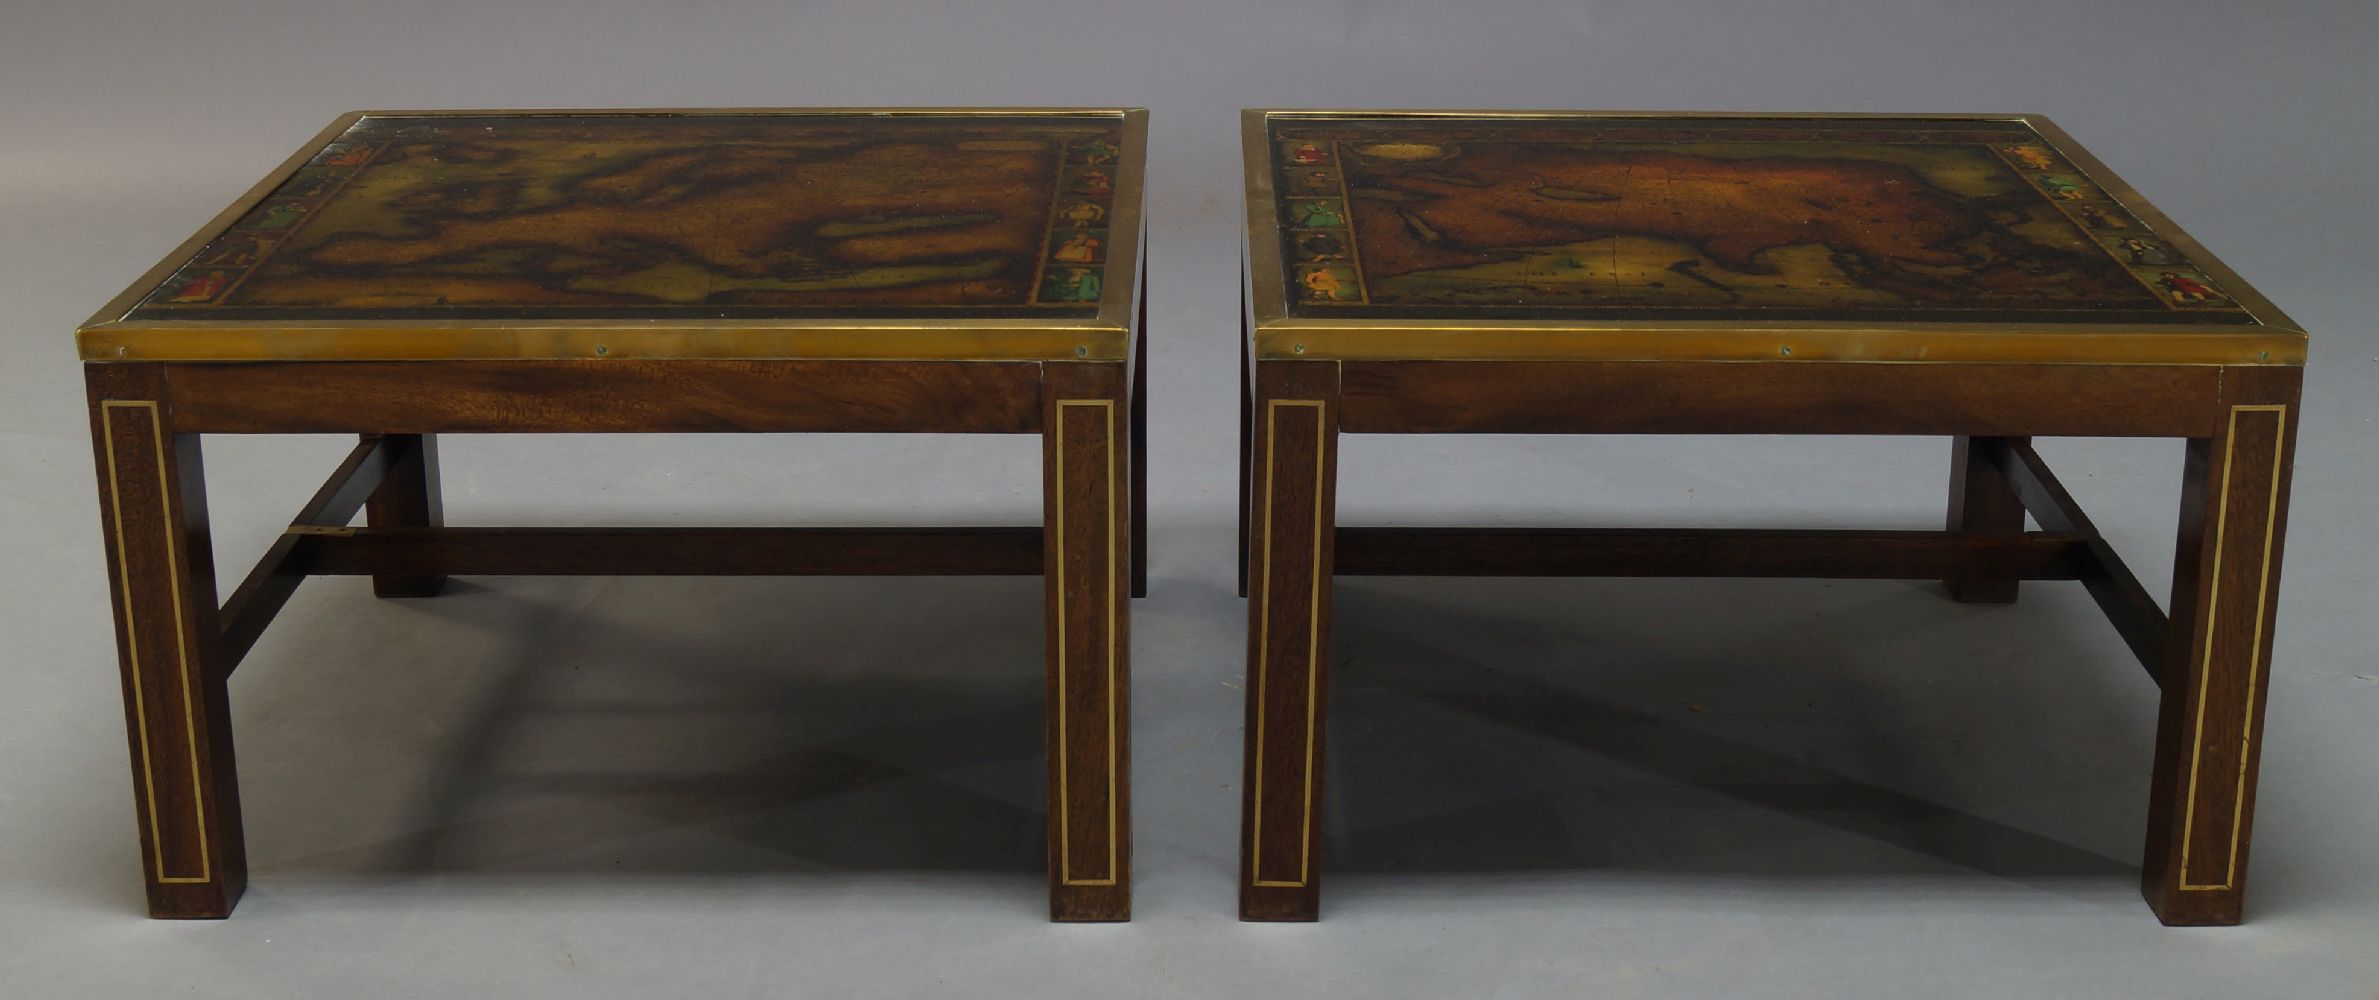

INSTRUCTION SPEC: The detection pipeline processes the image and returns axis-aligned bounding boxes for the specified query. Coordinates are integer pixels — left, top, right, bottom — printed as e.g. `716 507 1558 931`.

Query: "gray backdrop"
3 1 2375 996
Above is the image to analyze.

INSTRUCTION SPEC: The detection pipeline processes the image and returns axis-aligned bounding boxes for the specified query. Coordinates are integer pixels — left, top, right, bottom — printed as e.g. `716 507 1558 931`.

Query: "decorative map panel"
1265 116 2255 325
130 113 1127 321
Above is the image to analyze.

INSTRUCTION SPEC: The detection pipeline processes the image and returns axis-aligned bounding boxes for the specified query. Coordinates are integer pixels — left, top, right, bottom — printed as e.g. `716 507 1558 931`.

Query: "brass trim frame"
99 400 211 885
1053 398 1121 887
2025 115 2300 335
80 322 1129 364
1250 399 1326 888
84 113 365 334
2177 403 2288 892
80 108 1148 363
1239 110 2308 366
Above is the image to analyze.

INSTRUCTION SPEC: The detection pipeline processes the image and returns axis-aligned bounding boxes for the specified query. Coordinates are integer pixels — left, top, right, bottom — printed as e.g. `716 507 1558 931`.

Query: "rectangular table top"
81 108 1146 362
1243 111 2304 365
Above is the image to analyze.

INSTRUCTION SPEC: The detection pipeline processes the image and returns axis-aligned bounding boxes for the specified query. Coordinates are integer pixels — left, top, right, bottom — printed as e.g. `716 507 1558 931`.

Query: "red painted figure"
2157 271 2221 303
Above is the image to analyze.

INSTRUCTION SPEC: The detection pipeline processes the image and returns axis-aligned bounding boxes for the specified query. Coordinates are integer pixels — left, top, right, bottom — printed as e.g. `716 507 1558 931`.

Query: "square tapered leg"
1043 362 1133 921
87 364 248 918
1945 435 2028 603
1130 283 1149 600
2143 368 2300 925
364 433 447 598
1239 360 1339 921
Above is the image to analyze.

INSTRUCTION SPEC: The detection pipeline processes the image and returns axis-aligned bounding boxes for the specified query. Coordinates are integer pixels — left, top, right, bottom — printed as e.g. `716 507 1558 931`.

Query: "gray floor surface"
3 1 2375 996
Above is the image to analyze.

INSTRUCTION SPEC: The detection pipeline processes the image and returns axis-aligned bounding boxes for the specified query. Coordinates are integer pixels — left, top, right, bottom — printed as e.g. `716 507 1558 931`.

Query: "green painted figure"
1044 267 1102 302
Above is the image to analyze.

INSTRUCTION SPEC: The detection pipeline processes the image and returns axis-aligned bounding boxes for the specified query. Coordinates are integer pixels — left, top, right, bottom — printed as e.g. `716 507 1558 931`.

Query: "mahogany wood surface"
1131 280 1149 599
293 527 1044 578
1334 527 2093 580
85 364 247 918
1998 439 2173 682
80 108 1150 924
1239 360 1339 921
1337 360 2224 437
1235 355 2300 927
161 360 1047 434
88 348 1142 922
2141 365 2300 925
1042 362 1133 921
1239 113 2304 927
1236 285 1253 599
364 435 446 597
1944 436 2028 602
216 434 394 671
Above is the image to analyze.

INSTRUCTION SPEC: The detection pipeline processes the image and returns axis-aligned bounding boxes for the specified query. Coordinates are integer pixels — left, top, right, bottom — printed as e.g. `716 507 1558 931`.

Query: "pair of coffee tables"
78 108 2305 927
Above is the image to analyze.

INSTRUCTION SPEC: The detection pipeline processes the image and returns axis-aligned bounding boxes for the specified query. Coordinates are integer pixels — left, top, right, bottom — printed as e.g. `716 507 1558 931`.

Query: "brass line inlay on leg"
1251 399 1325 888
2178 403 2287 892
100 400 210 885
1055 398 1119 887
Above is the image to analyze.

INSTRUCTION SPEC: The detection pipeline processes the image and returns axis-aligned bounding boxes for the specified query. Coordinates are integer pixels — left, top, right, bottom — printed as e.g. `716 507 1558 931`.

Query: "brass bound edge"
79 108 1148 364
99 400 212 884
1240 110 2307 367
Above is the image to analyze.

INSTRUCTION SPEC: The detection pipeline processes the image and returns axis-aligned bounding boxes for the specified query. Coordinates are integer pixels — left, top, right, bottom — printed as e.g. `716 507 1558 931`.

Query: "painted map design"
133 114 1125 320
1269 118 2253 324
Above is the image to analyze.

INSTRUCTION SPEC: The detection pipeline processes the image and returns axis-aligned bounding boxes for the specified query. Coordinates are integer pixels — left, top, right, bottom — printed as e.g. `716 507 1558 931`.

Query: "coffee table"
1235 110 2305 925
80 108 1146 921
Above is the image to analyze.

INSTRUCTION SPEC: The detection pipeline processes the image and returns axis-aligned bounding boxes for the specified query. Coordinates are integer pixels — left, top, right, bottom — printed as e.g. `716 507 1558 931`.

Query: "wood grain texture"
1043 362 1131 921
88 346 1101 921
85 363 246 918
1237 284 1254 598
162 360 1047 434
1337 360 2224 437
293 527 1043 577
1130 282 1149 599
1997 441 2171 682
1263 349 2304 925
1240 360 1339 921
218 435 395 672
1944 436 2028 602
2143 365 2301 925
1335 527 2091 580
364 434 445 596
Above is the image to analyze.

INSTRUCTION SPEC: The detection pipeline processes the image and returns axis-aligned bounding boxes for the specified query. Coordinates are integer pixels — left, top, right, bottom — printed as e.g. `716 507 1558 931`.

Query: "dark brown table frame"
86 315 1145 922
1236 350 2300 926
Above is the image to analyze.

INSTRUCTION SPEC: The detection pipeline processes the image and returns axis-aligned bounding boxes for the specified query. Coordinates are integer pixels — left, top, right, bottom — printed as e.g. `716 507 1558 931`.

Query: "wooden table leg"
1240 360 1339 921
1042 362 1132 921
365 433 447 598
86 364 248 918
1945 435 2028 603
1236 286 1252 599
1130 288 1149 600
2142 367 2300 925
